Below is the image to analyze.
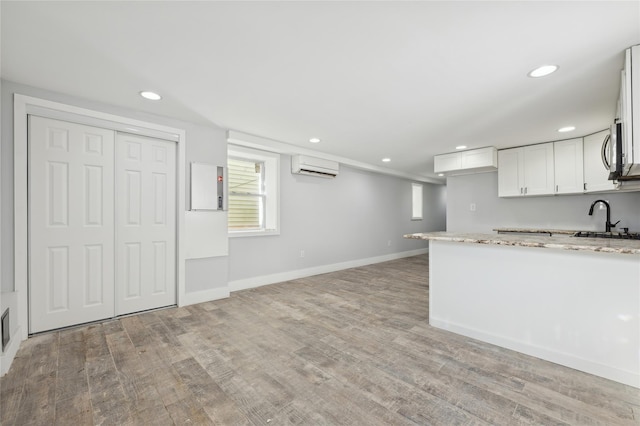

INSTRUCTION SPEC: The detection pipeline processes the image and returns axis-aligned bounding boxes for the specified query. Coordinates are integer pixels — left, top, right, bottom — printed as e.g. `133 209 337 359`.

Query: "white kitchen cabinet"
433 152 461 173
497 148 524 196
583 130 616 192
554 138 584 194
621 48 635 172
434 147 497 175
461 147 497 169
498 143 554 197
524 143 555 195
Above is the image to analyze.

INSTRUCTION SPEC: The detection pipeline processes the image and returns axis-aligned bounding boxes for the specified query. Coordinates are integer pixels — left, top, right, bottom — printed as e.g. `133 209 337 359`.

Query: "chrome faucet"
588 200 619 232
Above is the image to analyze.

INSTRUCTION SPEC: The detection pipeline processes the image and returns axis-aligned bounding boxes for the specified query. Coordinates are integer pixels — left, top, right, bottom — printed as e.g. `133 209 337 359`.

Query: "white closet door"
115 133 176 315
28 116 115 333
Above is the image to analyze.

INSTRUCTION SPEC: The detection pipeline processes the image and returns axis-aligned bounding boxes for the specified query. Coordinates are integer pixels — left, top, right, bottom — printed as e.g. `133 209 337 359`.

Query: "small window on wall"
228 158 264 230
228 145 280 236
412 183 423 220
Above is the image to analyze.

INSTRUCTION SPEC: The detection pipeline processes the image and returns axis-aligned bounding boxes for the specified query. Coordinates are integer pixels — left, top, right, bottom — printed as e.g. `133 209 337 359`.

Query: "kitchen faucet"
588 200 619 232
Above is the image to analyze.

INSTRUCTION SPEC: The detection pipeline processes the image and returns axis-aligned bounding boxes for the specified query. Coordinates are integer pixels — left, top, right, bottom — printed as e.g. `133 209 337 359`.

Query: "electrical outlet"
470 203 476 212
387 240 392 247
600 200 609 210
300 250 305 258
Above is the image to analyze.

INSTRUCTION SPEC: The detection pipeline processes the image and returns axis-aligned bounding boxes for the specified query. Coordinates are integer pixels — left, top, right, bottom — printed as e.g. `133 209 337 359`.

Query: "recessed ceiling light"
455 145 467 150
438 173 444 177
558 126 576 133
528 65 558 78
309 138 321 143
382 158 391 162
140 91 162 100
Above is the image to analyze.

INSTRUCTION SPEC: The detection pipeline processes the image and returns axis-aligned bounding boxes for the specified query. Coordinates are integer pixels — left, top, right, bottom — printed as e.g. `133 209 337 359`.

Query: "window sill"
228 229 280 238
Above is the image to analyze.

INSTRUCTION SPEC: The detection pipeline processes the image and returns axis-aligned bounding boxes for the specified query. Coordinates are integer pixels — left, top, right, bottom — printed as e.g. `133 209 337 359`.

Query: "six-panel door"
28 116 177 333
28 116 116 333
115 133 177 315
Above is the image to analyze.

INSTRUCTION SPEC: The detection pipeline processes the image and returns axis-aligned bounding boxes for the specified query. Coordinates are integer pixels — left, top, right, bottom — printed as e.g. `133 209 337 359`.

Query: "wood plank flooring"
1 255 638 425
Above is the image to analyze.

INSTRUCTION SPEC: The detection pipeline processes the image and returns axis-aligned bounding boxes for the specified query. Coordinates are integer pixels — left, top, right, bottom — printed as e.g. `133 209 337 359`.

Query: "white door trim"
14 94 187 339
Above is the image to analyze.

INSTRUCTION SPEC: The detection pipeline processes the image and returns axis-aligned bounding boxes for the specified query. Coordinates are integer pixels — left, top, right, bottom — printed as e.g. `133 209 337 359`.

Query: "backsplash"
446 172 640 233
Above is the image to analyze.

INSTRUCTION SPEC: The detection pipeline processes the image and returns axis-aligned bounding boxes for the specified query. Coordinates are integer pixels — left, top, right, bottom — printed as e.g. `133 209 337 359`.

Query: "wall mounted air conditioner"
291 155 339 178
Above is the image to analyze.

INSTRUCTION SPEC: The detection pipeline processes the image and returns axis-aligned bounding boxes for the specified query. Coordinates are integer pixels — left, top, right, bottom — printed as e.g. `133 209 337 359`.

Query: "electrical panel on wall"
190 163 224 210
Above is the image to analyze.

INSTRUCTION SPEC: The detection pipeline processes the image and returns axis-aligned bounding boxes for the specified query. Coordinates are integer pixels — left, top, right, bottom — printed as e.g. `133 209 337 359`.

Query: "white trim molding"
229 248 428 292
182 287 230 306
0 325 22 376
228 144 281 237
13 94 187 341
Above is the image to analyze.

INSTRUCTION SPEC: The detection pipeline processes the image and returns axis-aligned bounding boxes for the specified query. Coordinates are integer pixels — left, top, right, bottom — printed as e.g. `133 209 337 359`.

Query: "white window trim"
13 94 187 339
228 144 280 237
411 182 423 220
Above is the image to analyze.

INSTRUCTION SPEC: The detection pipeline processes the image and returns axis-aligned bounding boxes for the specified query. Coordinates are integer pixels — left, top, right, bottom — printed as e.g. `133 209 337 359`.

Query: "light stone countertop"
493 228 581 235
404 231 640 255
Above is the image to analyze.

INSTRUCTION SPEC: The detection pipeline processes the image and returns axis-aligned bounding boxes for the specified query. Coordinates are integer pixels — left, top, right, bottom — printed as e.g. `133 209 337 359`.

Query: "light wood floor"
1 255 638 425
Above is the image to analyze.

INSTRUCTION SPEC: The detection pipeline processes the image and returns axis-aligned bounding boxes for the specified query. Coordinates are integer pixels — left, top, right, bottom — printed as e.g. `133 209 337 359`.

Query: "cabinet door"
621 49 634 169
434 152 461 173
524 143 555 195
554 138 584 194
461 147 497 169
584 130 616 192
498 148 524 197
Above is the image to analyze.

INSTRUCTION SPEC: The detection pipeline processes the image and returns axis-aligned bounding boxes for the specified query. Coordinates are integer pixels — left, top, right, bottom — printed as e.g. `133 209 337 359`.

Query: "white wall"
0 80 229 295
228 155 446 284
0 28 3 373
447 171 640 232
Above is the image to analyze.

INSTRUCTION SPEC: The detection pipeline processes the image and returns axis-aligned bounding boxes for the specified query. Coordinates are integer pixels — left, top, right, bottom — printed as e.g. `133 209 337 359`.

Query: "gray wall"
1 79 447 294
1 80 229 293
228 155 446 282
447 171 640 233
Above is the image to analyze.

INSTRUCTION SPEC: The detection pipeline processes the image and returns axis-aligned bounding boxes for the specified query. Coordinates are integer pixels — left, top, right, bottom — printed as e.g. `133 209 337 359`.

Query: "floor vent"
1 308 9 352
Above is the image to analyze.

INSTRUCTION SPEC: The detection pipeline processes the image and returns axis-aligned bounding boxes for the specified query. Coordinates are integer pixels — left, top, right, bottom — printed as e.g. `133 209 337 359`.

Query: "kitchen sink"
572 231 640 240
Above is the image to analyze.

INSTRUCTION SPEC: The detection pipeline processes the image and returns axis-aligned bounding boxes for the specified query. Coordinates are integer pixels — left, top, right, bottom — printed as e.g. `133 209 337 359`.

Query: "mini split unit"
291 155 339 178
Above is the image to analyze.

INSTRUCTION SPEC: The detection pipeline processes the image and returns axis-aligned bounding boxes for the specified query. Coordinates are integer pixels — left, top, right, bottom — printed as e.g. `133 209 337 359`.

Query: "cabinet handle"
556 185 558 193
524 187 527 195
520 187 523 194
584 183 587 191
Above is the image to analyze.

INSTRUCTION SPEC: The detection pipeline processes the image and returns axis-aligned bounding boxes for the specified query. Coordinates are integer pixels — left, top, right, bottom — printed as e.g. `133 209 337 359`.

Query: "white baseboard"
181 287 230 306
1 325 23 377
229 248 428 292
430 318 640 389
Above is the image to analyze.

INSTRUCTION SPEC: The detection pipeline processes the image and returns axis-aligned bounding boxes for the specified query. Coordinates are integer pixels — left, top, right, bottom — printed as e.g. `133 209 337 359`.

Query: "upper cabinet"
620 47 636 172
554 138 584 194
525 143 556 195
434 147 497 176
498 143 554 197
583 130 616 193
433 152 461 173
498 131 634 197
497 148 523 196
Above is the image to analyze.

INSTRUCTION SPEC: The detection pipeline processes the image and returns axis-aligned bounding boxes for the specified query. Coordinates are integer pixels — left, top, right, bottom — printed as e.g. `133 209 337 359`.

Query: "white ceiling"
2 1 639 181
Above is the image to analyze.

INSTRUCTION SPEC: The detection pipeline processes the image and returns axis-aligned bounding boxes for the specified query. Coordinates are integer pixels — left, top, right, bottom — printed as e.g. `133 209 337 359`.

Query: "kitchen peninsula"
405 231 640 388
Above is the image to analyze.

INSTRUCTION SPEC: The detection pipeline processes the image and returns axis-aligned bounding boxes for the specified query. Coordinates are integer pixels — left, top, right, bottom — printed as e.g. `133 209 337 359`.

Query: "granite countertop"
493 228 580 235
404 231 640 255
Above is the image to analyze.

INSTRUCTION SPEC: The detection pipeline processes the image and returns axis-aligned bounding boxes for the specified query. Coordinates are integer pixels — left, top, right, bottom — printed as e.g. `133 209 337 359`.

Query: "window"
228 145 280 236
228 158 264 230
411 183 423 220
